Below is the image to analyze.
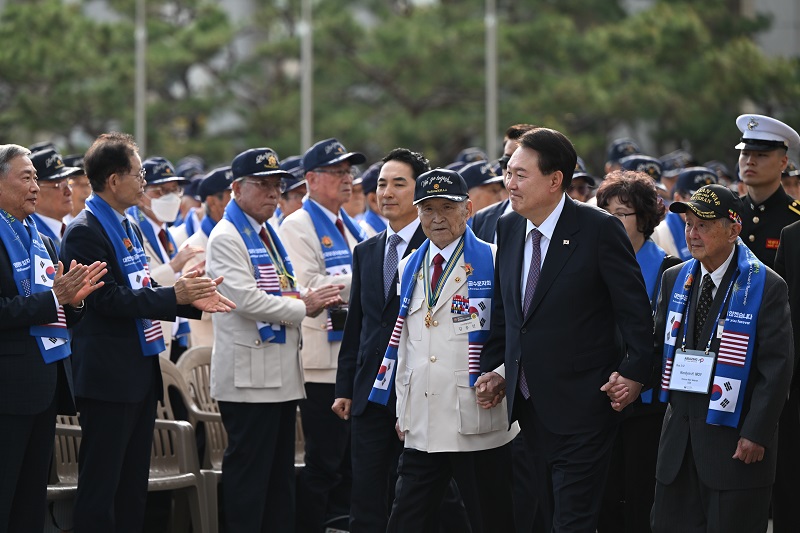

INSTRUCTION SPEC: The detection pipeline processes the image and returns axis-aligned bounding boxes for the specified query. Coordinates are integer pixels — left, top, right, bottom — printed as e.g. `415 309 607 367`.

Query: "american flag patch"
661 358 673 390
255 264 280 292
142 319 163 343
717 331 749 367
46 306 68 329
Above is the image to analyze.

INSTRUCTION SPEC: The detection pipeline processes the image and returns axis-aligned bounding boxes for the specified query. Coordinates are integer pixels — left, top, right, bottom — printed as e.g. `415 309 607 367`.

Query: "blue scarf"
363 209 387 233
0 211 70 363
184 207 197 237
274 206 283 226
665 212 691 260
30 213 61 251
659 240 764 428
302 200 366 342
126 206 191 346
86 196 166 356
368 227 494 405
223 200 296 343
200 213 216 238
637 239 668 403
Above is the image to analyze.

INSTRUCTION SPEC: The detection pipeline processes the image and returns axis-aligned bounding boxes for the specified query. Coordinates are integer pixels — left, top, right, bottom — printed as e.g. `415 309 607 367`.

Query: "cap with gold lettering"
669 184 742 224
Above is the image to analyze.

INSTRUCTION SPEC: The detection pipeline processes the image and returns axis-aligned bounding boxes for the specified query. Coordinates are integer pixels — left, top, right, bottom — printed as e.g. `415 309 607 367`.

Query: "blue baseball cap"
456 147 488 164
660 149 697 179
572 157 595 186
674 167 718 195
30 148 83 181
279 155 305 180
175 156 205 179
302 138 366 173
62 154 85 171
620 154 662 182
231 148 291 180
142 157 190 187
606 138 641 164
357 162 383 194
460 161 503 190
198 166 234 201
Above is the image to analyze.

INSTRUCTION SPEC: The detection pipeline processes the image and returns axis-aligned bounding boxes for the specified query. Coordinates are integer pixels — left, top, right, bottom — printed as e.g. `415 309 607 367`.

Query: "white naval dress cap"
735 114 800 151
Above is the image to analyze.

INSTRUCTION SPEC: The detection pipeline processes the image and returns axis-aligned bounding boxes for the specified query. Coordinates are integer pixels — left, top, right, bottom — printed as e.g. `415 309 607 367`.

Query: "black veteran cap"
30 148 83 182
279 155 305 180
413 168 469 205
303 138 366 172
198 166 233 201
606 138 641 164
674 167 718 195
62 154 85 171
142 157 190 186
231 148 291 180
456 147 488 164
669 184 742 224
572 157 595 186
735 114 800 151
620 154 662 182
176 156 205 179
460 161 503 190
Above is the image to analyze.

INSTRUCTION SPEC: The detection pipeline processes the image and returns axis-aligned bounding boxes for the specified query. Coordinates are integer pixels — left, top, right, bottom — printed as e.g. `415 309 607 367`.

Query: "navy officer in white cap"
736 114 800 533
736 113 800 268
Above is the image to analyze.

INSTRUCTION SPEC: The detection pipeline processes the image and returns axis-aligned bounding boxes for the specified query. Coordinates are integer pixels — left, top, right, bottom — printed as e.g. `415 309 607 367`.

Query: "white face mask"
150 193 182 223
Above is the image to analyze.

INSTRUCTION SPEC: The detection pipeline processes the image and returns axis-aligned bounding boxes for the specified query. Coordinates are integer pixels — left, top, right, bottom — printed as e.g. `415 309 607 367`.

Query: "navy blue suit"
471 199 508 242
481 198 654 531
60 209 201 533
0 234 79 532
335 224 426 532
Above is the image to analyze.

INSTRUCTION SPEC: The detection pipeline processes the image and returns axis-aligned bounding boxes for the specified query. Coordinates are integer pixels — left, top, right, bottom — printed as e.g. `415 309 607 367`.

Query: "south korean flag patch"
665 311 682 346
709 376 741 413
468 297 491 331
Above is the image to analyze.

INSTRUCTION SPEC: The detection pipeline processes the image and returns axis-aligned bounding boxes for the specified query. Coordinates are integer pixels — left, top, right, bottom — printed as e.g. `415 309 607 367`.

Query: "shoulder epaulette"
789 200 800 217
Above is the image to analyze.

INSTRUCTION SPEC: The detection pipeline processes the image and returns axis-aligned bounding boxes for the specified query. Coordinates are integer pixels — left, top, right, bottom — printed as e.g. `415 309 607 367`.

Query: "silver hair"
0 144 32 177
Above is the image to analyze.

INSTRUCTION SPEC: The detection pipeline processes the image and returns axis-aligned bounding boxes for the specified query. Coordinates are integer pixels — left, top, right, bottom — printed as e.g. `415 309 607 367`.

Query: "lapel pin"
563 240 570 245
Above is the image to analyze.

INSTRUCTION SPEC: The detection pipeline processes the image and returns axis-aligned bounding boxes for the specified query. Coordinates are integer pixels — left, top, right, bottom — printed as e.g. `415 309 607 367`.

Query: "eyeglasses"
38 180 72 190
122 168 146 181
243 178 287 193
146 185 184 198
611 211 637 219
315 167 357 179
568 184 593 194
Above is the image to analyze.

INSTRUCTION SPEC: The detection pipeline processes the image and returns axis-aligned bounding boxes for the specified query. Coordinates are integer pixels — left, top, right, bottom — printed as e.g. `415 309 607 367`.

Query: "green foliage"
0 0 796 174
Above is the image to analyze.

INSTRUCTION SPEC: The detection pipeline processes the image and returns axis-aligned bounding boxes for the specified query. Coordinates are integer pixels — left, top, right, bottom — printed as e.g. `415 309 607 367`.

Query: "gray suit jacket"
654 248 793 490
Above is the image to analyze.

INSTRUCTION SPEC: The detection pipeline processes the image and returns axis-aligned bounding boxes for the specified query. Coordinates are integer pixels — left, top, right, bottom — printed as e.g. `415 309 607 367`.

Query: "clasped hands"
174 270 236 313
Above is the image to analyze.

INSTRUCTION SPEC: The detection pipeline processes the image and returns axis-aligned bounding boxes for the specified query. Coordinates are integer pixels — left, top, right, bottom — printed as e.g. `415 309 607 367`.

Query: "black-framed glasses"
611 211 637 219
244 178 287 193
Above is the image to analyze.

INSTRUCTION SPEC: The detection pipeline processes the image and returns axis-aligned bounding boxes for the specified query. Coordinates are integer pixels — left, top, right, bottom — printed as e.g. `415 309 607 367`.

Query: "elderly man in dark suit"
60 132 234 533
332 148 429 532
648 184 792 532
0 144 105 533
476 127 655 532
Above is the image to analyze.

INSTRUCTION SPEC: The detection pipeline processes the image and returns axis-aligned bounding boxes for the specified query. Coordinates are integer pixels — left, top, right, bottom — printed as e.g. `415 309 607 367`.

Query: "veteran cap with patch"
782 158 799 177
30 148 84 182
669 184 742 224
231 148 291 180
460 161 503 190
735 114 800 151
303 138 366 172
606 138 641 164
198 166 234 201
413 168 469 205
142 157 190 186
674 167 718 196
620 154 662 182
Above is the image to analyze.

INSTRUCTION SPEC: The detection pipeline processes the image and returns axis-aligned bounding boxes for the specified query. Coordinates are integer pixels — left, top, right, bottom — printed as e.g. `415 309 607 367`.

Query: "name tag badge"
716 319 725 339
452 313 480 335
668 349 716 394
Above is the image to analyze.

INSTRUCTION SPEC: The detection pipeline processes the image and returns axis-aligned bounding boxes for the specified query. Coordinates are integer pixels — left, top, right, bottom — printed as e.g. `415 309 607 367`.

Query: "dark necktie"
157 228 170 258
430 253 444 295
60 222 66 238
259 227 272 253
335 219 347 242
694 273 715 347
384 233 402 299
519 229 542 400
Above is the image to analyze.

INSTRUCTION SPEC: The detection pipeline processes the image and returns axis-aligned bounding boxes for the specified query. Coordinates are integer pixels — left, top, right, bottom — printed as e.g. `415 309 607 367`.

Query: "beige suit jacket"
279 206 355 383
206 218 307 403
180 229 212 348
395 245 518 453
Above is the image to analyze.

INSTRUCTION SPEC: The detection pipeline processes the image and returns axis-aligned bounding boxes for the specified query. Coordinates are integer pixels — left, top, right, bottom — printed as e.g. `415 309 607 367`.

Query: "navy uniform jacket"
0 235 79 416
60 210 201 403
740 186 800 268
335 225 427 417
471 199 508 243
